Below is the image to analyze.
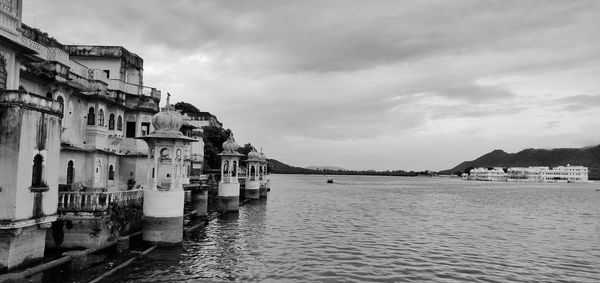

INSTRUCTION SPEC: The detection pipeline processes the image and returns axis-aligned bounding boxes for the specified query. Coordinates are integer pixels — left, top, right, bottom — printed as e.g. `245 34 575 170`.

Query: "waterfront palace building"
464 165 589 182
0 0 206 270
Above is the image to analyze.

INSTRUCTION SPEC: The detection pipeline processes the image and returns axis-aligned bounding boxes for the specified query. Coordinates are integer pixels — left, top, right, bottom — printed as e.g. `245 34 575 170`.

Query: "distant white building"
469 167 507 181
468 165 589 183
541 165 588 182
506 167 546 182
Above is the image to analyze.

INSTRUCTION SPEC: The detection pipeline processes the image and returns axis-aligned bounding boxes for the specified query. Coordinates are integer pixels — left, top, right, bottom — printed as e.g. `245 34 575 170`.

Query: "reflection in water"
104 175 600 282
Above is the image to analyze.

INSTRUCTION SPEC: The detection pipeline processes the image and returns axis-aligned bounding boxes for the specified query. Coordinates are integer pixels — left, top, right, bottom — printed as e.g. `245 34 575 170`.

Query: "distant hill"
441 145 600 180
305 166 347 171
268 159 318 174
268 159 426 177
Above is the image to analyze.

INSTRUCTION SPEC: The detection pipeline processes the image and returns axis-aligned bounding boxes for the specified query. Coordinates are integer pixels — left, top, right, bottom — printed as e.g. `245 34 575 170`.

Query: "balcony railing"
58 189 144 213
108 79 141 95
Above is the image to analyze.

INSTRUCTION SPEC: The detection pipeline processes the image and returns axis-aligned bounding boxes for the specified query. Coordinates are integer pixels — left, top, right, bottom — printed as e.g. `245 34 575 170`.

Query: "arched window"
67 160 74 185
232 161 237 176
117 115 123 131
250 165 256 177
98 109 105 126
108 114 115 130
223 160 229 174
160 148 170 160
108 164 115 180
87 107 95 125
32 154 44 187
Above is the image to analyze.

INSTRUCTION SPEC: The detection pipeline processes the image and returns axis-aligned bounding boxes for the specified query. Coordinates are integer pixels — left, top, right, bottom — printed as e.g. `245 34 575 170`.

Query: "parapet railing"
58 189 144 213
107 79 161 99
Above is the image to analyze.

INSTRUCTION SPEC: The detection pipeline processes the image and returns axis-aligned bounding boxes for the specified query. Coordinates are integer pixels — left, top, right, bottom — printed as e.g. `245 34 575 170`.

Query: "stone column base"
191 187 208 218
142 216 184 247
143 190 184 246
0 224 48 271
217 196 239 212
245 189 260 200
259 186 268 198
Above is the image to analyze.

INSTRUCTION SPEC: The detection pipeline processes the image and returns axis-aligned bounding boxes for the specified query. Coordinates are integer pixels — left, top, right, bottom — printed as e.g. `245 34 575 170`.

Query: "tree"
173 101 201 115
202 126 232 170
237 143 254 165
464 166 474 175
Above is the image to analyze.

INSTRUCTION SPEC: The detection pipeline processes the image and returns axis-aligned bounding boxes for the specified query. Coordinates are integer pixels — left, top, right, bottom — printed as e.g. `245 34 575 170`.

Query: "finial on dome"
163 92 176 111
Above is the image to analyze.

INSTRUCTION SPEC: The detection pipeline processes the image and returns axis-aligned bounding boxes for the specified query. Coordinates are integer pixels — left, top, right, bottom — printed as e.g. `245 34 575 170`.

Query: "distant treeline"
268 158 434 176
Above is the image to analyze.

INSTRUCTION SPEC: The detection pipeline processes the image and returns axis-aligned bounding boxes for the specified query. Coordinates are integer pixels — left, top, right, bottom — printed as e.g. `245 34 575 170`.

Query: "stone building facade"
0 0 205 268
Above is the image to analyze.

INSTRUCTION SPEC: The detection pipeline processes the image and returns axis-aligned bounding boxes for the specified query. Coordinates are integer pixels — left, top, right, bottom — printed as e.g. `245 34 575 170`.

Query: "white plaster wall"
14 110 61 219
58 151 90 185
218 182 240 197
246 180 260 191
125 67 141 85
119 155 149 190
70 57 121 80
143 190 184 218
0 107 21 220
19 77 49 96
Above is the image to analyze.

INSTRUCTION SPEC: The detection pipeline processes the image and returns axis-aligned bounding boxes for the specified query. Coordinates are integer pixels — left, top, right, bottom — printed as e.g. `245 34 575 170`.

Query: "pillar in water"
191 184 208 218
217 134 243 212
259 150 270 198
142 190 184 246
137 96 196 246
244 148 262 200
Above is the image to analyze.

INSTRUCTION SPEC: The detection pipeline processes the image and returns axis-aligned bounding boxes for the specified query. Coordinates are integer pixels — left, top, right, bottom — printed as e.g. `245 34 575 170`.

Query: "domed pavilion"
137 94 197 246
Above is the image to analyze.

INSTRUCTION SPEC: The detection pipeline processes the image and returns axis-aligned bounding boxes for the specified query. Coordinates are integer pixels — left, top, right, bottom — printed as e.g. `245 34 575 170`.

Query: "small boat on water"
327 178 334 183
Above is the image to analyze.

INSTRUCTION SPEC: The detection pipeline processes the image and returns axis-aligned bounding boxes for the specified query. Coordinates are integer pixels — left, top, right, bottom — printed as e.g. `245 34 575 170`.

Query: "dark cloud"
25 0 600 75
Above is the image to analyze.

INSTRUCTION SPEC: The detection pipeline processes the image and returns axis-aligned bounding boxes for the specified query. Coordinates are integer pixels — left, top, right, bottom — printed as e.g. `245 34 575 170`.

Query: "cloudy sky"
24 0 600 170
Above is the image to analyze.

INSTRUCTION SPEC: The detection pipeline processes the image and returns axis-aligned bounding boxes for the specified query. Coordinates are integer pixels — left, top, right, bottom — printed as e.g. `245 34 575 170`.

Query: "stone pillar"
216 136 242 212
191 185 208 218
245 179 260 199
259 183 268 198
142 190 184 246
218 182 239 212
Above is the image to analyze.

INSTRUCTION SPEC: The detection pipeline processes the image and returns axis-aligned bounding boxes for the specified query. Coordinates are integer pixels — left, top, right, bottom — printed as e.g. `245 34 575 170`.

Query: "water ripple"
105 176 600 282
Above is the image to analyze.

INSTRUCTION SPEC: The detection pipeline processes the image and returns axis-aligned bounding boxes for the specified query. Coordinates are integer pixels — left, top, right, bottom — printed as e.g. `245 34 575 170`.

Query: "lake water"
104 174 600 282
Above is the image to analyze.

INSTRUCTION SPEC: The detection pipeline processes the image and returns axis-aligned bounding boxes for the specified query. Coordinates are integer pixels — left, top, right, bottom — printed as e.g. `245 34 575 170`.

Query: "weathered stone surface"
191 188 208 217
142 216 183 246
217 196 239 212
45 216 111 249
260 186 268 198
245 189 260 200
0 225 46 271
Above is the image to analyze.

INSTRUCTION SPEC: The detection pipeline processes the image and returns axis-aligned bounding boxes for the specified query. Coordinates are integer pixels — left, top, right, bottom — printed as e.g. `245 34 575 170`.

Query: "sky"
24 0 600 171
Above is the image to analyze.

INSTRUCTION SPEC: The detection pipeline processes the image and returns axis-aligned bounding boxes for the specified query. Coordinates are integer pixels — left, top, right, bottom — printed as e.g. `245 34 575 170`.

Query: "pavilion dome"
222 135 241 152
151 100 183 133
259 152 267 161
248 148 261 160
